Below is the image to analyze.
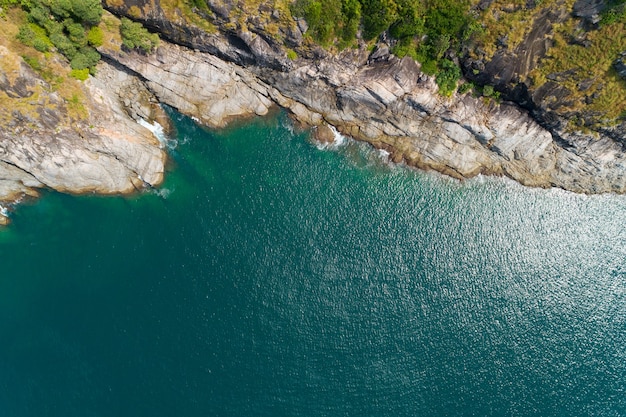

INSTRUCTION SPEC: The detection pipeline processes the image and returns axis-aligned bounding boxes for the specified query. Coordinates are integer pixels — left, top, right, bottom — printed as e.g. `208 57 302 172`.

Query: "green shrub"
22 55 42 71
292 0 341 45
120 17 160 54
600 0 626 26
27 5 49 26
71 0 103 25
341 0 361 42
431 34 451 60
49 31 77 58
286 48 298 60
391 37 418 60
420 59 438 75
361 0 398 40
423 0 470 39
435 58 461 96
458 81 474 94
0 0 19 9
16 24 35 45
482 84 494 97
42 18 64 37
16 23 53 51
65 20 87 46
291 0 363 46
70 46 100 70
15 0 104 76
87 26 103 47
389 0 423 39
70 68 89 81
32 37 50 52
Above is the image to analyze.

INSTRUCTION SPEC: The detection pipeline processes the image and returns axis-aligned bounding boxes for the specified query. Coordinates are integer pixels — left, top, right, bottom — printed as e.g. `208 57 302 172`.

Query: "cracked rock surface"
0 52 166 224
107 39 626 194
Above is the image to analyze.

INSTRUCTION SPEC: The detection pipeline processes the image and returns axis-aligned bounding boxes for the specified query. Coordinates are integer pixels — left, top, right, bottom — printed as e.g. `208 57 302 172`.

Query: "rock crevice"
101 38 626 194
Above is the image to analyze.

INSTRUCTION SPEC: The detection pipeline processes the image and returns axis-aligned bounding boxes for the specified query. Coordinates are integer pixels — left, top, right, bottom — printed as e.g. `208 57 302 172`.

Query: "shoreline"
105 38 626 195
3 4 626 224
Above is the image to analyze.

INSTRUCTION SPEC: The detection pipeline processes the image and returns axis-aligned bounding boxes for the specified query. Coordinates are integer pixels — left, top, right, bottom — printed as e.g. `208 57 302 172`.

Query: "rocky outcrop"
100 43 275 128
4 0 626 226
614 51 626 79
573 0 607 24
102 37 626 194
94 1 626 197
463 0 626 151
0 47 167 224
103 0 295 71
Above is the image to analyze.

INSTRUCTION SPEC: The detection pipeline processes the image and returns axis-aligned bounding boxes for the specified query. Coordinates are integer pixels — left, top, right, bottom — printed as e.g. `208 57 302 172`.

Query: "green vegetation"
158 0 215 33
289 0 476 94
86 26 103 47
0 6 90 123
17 23 53 52
6 0 626 124
21 54 41 70
120 17 159 54
12 0 103 75
458 81 475 95
360 0 397 39
291 0 361 46
435 58 462 96
70 67 90 80
286 48 298 60
518 4 626 123
600 0 626 25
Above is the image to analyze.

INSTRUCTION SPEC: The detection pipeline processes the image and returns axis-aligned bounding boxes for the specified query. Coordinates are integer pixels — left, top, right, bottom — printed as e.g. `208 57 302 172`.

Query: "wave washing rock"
4 2 626 225
0 48 167 225
105 38 626 194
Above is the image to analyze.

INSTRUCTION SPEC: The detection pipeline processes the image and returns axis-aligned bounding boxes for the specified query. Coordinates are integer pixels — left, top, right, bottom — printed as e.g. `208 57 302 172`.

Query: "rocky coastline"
101 27 626 194
2 2 626 224
0 43 167 225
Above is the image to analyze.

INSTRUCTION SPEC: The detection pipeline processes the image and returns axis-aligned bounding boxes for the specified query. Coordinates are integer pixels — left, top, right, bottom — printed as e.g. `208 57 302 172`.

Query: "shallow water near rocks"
0 111 624 416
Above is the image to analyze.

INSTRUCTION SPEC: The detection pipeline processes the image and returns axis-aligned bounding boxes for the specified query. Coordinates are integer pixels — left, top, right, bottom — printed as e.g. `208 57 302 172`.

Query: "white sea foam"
329 125 347 146
315 125 348 150
281 117 295 135
177 134 192 146
0 205 8 218
377 148 390 162
151 187 173 199
138 118 175 149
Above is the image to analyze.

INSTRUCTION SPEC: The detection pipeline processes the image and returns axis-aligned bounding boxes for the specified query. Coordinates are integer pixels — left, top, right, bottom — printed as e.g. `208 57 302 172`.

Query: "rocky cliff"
0 41 166 225
103 37 626 194
2 0 626 224
99 1 626 193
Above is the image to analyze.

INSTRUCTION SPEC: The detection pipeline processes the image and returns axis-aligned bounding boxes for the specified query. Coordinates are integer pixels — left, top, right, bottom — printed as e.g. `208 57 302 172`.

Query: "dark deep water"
0 112 624 416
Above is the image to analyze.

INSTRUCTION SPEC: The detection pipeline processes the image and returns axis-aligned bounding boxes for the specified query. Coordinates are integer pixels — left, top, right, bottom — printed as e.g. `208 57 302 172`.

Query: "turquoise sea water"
0 111 625 416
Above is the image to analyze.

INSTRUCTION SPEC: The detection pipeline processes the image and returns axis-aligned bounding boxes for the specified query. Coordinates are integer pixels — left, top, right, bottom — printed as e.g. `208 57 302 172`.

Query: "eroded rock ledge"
104 38 626 195
3 5 626 224
0 46 167 225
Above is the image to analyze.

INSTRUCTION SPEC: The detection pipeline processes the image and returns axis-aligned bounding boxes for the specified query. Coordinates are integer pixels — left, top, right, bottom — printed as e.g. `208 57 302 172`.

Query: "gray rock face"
105 39 626 194
101 43 275 128
0 56 166 224
5 5 626 226
573 0 607 23
614 51 626 79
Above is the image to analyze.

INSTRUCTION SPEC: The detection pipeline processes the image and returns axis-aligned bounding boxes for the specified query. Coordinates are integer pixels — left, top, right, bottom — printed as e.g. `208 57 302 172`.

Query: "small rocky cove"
2 2 626 224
